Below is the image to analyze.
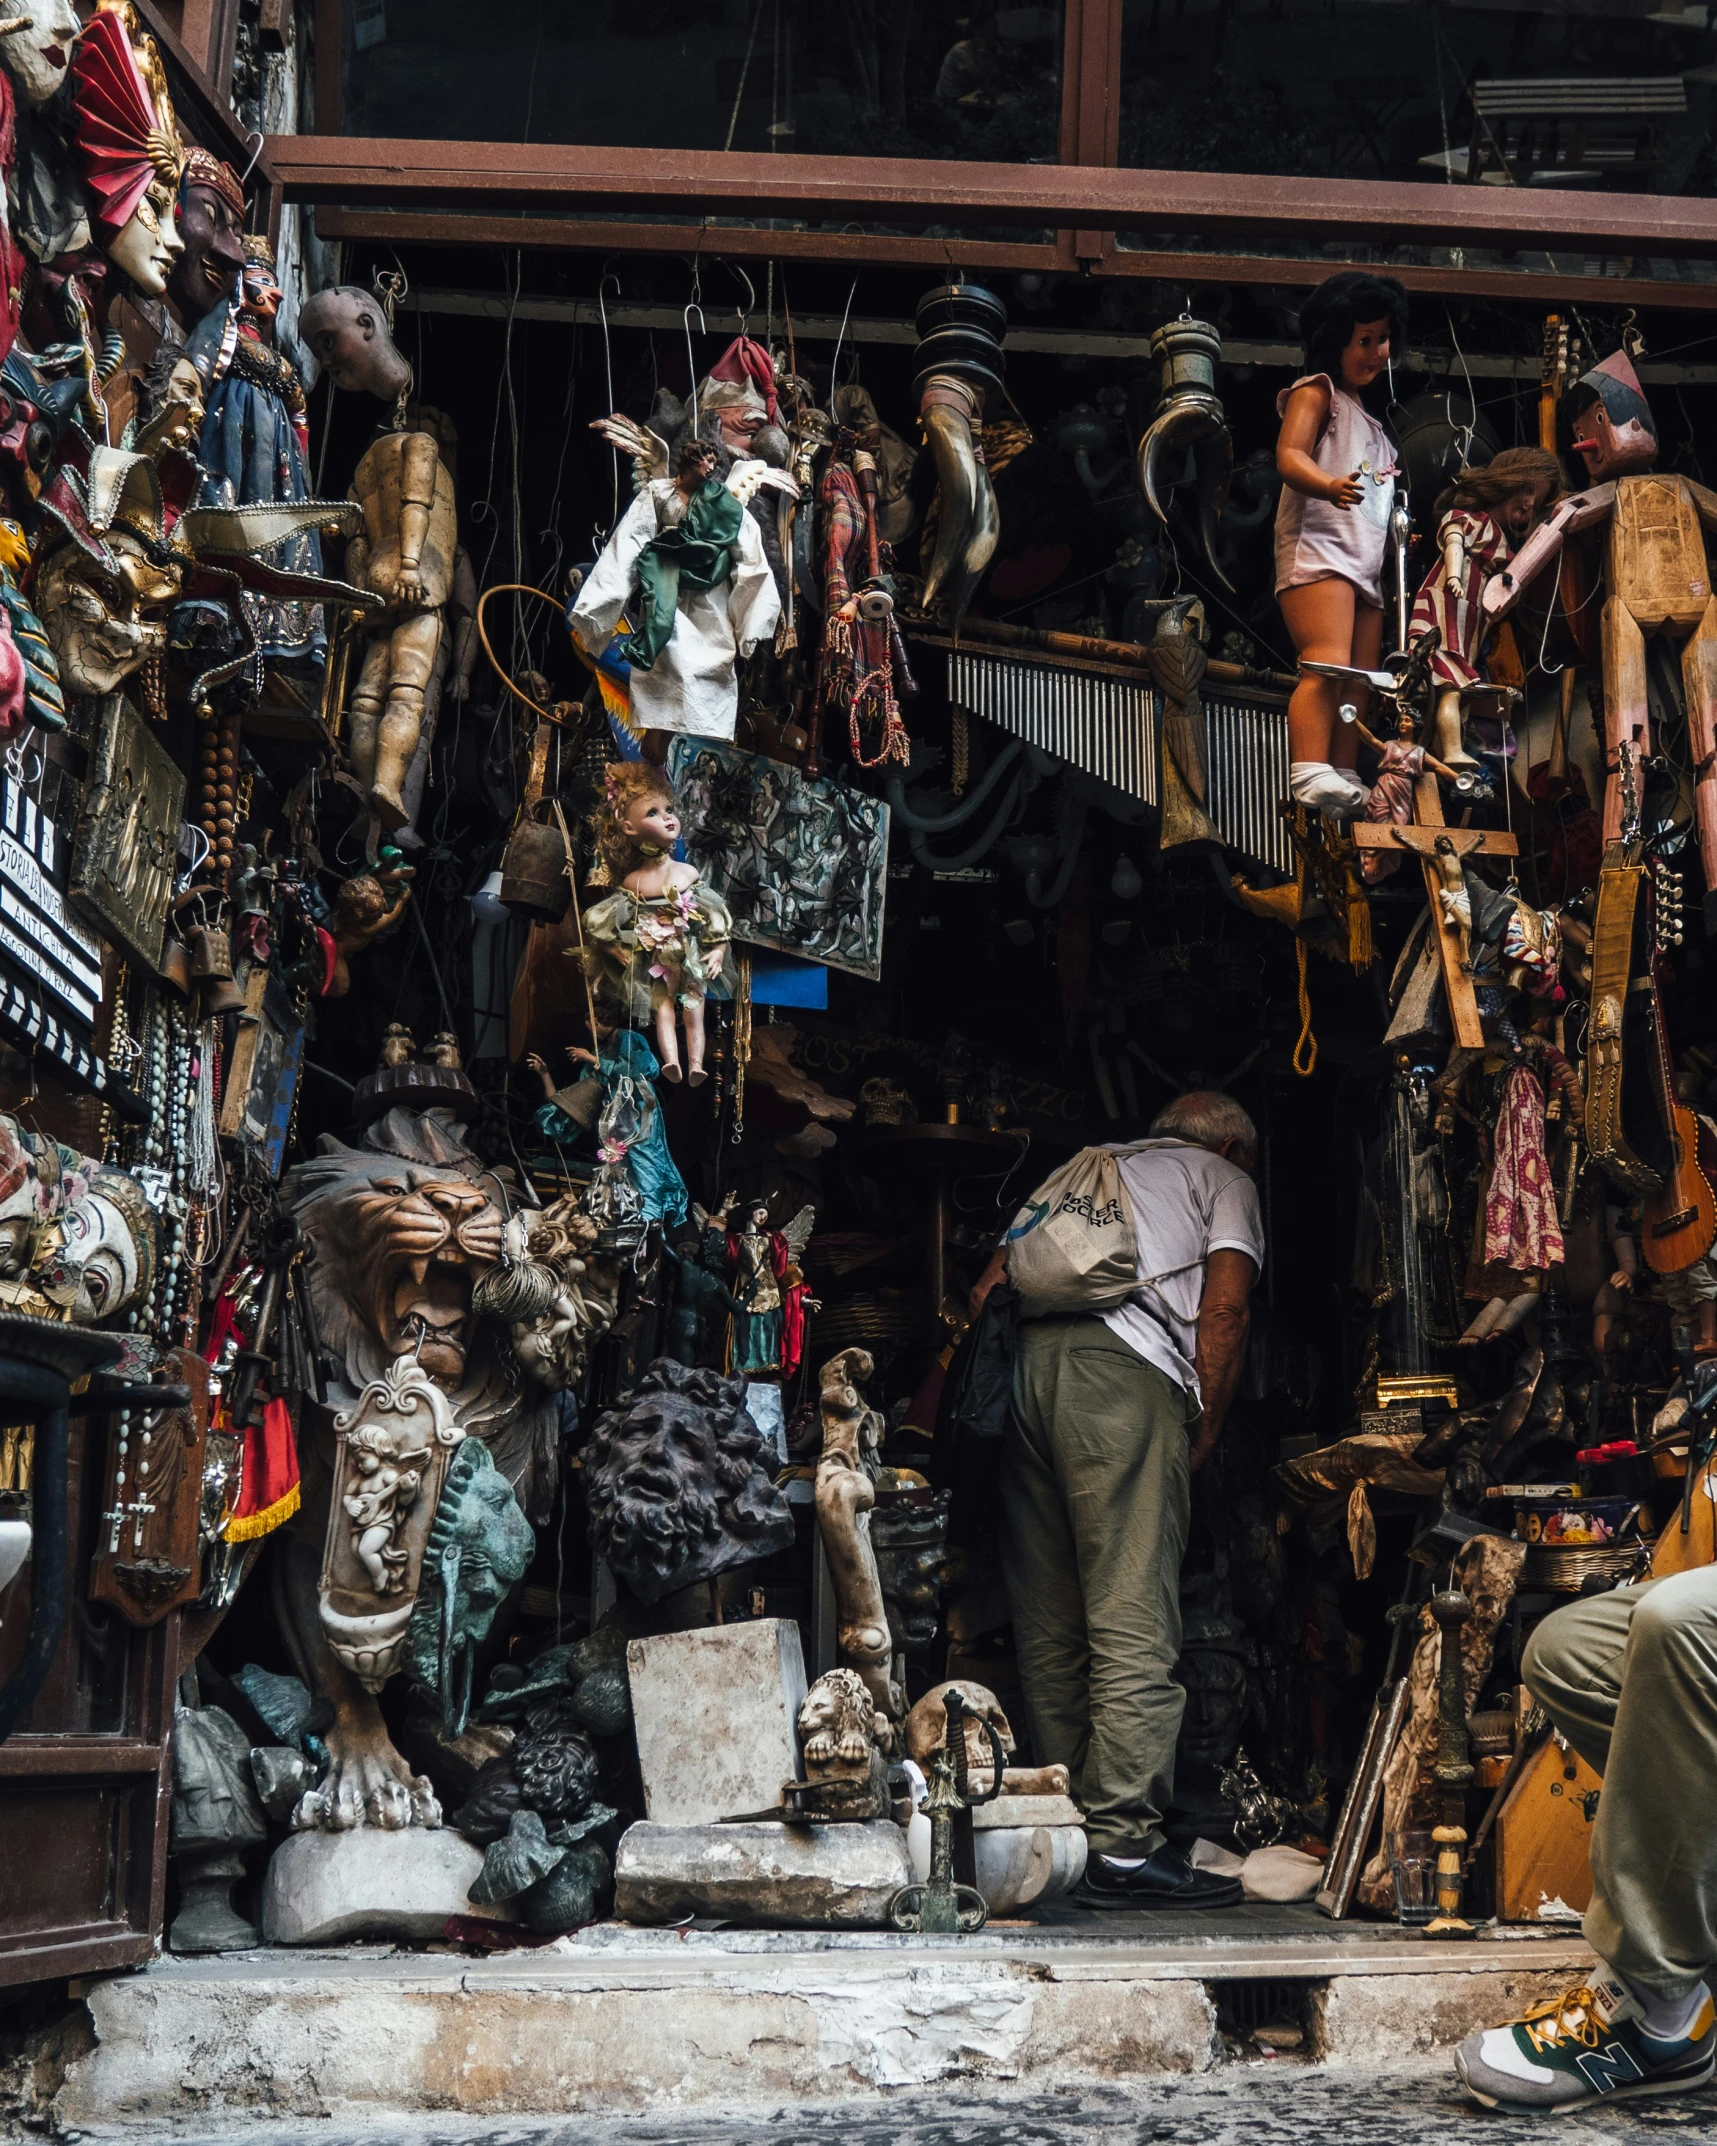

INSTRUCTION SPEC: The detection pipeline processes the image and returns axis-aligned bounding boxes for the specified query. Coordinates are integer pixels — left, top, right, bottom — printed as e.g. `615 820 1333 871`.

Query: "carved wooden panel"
1608 475 1710 633
89 1349 208 1628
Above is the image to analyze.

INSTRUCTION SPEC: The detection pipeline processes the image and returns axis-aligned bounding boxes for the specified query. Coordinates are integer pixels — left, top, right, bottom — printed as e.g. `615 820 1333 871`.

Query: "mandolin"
1641 855 1717 1274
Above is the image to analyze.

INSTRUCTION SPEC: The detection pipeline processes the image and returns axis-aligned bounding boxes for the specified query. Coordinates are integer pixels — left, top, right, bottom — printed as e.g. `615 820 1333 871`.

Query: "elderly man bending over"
970 1091 1262 1908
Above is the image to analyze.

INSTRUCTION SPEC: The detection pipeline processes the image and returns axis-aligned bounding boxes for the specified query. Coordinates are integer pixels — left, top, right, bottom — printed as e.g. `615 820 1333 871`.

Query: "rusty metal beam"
314 210 1717 313
316 208 1070 274
273 133 1717 259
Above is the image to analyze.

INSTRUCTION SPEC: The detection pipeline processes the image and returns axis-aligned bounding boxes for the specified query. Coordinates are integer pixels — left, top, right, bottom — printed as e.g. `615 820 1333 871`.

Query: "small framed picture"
220 971 305 1176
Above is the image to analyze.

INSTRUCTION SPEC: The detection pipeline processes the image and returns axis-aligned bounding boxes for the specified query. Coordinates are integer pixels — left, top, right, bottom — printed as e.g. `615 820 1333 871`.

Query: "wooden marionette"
1482 348 1717 920
298 281 460 830
816 418 917 768
1405 447 1564 773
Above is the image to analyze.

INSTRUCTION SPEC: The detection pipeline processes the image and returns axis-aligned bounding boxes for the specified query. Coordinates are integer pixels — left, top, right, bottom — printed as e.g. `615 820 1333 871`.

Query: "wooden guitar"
1640 859 1717 1274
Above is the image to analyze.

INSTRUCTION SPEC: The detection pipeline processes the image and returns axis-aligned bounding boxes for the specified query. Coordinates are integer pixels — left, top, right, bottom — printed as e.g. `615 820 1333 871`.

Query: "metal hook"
727 262 755 334
685 300 707 431
239 129 265 185
4 740 41 789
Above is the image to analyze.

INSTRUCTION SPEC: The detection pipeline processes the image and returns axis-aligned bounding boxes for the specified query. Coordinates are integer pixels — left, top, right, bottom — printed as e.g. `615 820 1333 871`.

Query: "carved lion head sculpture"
581 1357 795 1605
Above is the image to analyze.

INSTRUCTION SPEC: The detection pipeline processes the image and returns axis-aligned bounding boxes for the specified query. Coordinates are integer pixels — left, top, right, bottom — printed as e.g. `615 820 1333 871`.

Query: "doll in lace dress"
580 762 732 1085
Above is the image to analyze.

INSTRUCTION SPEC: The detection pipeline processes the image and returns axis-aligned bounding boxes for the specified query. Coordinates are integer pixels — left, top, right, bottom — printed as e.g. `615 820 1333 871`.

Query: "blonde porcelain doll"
580 763 732 1084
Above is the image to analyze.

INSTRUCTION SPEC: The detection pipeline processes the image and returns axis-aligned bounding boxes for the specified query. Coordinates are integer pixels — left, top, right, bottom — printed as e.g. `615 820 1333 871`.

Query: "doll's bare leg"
1279 579 1370 814
682 993 708 1085
371 612 444 831
345 635 393 794
1432 686 1479 769
655 998 683 1082
1600 594 1650 843
1680 597 1717 920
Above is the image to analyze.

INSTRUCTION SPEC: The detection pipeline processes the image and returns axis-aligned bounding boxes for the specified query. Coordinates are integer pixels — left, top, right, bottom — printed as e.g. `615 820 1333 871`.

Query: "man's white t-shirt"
1098 1139 1265 1403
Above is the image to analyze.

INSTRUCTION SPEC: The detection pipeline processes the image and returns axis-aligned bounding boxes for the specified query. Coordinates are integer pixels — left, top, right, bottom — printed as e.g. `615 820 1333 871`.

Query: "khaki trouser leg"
1523 1566 1717 2001
1000 1318 1193 1855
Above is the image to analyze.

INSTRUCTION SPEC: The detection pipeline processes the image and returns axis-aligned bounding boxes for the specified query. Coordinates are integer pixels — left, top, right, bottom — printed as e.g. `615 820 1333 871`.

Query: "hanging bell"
157 928 194 997
498 799 570 922
197 966 248 1018
187 918 233 981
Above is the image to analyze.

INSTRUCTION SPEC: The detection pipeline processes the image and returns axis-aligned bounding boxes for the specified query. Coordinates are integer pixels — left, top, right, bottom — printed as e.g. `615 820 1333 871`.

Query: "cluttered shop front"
5 0 1717 2109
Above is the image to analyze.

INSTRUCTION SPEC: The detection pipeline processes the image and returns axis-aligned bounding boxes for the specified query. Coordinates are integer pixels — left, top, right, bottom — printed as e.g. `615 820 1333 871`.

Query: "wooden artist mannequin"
1407 448 1564 773
1274 272 1408 819
580 763 732 1085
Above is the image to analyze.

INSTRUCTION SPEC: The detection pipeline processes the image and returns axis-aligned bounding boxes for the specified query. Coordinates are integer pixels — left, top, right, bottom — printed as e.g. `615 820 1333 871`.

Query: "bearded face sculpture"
582 1358 796 1605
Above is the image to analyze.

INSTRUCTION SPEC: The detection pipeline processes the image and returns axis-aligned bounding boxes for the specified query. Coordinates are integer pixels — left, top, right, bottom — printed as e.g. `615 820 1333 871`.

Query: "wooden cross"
1352 772 1518 1049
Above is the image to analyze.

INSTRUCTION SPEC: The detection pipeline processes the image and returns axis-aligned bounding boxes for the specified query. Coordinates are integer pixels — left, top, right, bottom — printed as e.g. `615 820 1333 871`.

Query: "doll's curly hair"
1436 445 1566 518
590 760 681 886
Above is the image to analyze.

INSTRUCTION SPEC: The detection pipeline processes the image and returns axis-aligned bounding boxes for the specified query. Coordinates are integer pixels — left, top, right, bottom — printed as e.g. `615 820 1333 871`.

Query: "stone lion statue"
797 1668 876 1768
581 1357 795 1606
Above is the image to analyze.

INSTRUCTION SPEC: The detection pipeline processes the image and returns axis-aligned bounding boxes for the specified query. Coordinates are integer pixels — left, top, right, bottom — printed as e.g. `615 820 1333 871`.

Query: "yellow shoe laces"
1520 1985 1602 2055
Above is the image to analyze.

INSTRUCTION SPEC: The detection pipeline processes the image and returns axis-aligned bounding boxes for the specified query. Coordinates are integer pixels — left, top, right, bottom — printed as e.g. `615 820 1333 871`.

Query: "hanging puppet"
1405 447 1563 775
578 338 787 749
298 282 463 829
1273 272 1408 818
526 1029 689 1227
579 761 732 1086
193 236 327 664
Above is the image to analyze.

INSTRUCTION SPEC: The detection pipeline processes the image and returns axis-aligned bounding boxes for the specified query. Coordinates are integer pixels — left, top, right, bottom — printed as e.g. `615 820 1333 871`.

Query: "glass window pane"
1118 0 1715 194
342 0 1066 163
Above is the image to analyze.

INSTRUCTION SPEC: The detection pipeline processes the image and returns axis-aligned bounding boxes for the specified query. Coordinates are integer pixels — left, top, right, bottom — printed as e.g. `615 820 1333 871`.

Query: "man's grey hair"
1149 1090 1257 1157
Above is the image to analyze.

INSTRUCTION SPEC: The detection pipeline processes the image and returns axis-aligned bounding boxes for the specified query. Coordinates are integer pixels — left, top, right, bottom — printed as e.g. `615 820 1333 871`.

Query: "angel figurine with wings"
572 405 784 745
715 1194 818 1381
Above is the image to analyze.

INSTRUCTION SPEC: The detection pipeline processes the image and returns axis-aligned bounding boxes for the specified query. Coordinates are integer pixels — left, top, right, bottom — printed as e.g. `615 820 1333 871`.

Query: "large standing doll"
1405 446 1564 772
1274 272 1409 818
580 762 732 1085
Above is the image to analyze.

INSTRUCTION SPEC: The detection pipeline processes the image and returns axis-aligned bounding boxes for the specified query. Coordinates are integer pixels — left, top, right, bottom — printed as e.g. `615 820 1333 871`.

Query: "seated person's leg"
1456 1572 1717 2114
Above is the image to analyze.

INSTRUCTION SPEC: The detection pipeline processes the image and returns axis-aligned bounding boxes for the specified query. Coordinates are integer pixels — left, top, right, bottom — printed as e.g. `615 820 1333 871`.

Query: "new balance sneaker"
1455 1970 1716 2115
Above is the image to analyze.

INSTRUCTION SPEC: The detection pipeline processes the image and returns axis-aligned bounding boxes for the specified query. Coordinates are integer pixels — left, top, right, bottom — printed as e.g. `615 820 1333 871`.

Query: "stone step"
61 1912 1594 2124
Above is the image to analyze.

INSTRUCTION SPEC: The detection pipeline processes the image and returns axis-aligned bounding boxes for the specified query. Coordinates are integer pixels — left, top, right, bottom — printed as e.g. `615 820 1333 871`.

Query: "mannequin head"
1 0 80 106
1297 271 1409 409
298 284 412 402
167 149 246 324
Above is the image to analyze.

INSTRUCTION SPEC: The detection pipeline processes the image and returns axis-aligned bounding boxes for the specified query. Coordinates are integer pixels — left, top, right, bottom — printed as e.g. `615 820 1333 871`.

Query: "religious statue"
580 1357 795 1605
298 283 458 828
662 1226 742 1367
812 1347 899 1734
580 762 732 1086
716 1193 816 1379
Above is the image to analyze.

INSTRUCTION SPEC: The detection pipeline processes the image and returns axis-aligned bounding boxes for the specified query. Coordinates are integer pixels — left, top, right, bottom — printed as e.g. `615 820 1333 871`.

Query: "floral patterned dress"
580 878 734 1024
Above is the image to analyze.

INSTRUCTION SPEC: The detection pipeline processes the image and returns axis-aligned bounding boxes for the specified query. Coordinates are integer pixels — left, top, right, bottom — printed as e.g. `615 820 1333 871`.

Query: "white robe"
570 474 781 740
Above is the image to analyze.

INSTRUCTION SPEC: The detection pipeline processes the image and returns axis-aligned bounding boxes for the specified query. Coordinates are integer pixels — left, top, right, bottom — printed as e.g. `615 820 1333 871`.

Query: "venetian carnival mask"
38 1186 148 1320
1 0 81 107
107 178 184 298
167 150 245 324
35 531 180 695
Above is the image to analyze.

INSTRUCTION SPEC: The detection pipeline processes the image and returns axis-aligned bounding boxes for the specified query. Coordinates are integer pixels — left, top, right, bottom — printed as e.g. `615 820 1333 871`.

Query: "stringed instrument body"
1639 856 1717 1275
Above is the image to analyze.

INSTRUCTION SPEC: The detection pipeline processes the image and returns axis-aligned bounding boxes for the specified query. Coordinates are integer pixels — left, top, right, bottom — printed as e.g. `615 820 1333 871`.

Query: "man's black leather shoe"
1080 1841 1243 1908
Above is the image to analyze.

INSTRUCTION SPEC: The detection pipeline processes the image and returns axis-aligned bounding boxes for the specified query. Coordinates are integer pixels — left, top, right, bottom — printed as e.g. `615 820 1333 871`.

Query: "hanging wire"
597 268 622 533
723 0 768 151
827 276 859 416
685 296 706 431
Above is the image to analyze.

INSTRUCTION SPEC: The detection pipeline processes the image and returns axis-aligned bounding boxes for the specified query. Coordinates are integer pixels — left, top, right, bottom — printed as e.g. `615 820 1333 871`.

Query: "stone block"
614 1819 914 1927
628 1620 807 1825
973 1823 1087 1912
260 1825 515 1945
